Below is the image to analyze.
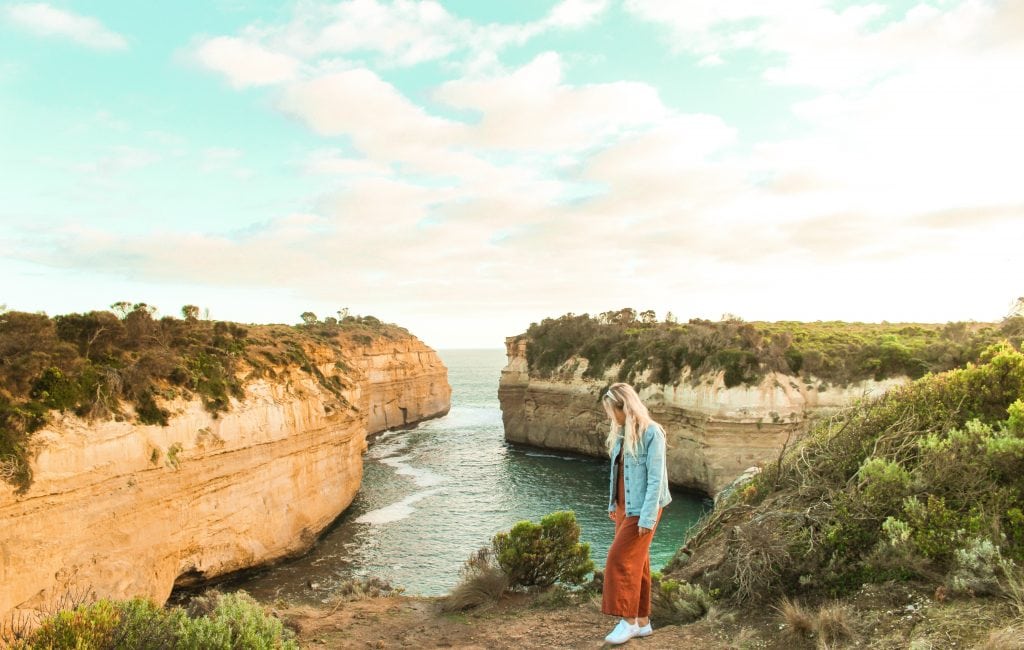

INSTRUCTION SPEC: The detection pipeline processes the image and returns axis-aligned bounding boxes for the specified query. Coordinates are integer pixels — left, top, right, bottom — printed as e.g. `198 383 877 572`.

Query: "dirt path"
279 594 724 649
275 582 1022 650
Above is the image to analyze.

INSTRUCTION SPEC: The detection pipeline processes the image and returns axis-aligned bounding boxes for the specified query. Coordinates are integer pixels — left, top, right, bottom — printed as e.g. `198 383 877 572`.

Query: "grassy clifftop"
517 309 1024 388
0 304 409 492
670 342 1024 607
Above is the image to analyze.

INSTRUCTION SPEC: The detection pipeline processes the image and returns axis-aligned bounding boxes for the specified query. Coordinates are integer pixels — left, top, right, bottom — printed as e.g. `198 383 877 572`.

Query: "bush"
947 538 1004 596
492 511 594 589
6 591 297 650
325 576 402 602
109 597 182 649
177 591 297 650
22 599 121 649
650 573 715 624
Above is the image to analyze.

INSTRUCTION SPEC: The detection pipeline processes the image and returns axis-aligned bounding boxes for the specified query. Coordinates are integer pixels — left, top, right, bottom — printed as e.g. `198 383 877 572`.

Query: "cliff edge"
499 336 903 496
0 321 449 623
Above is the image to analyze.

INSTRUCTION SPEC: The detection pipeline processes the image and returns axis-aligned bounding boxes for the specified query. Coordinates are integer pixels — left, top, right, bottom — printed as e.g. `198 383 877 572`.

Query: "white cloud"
543 0 610 29
192 0 612 83
624 0 1015 90
294 0 466 66
279 68 455 139
436 52 670 153
6 3 128 50
278 68 478 183
193 36 300 87
303 149 393 177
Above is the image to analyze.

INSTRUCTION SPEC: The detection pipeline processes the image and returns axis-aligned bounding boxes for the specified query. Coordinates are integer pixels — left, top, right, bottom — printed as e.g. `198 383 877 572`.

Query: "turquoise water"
229 349 710 600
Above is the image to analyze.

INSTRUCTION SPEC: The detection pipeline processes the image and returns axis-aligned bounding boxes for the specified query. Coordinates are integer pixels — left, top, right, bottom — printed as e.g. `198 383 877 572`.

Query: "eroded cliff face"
0 332 449 623
498 337 903 496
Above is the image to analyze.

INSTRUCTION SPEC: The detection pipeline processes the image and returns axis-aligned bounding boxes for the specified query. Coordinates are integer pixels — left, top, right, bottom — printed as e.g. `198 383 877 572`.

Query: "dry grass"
441 547 509 613
976 624 1024 650
728 517 795 602
703 604 735 626
327 577 401 603
0 458 18 481
1001 559 1024 617
650 576 714 625
441 568 509 612
894 595 1010 650
815 602 854 648
777 597 815 640
727 626 758 650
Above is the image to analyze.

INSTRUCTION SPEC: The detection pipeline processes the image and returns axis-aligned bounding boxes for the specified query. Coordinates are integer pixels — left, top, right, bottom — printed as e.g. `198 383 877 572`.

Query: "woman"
600 382 672 645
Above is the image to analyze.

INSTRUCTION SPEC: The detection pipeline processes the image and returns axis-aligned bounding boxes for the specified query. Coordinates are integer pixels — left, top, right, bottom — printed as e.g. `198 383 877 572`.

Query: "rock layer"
0 332 449 623
498 336 904 496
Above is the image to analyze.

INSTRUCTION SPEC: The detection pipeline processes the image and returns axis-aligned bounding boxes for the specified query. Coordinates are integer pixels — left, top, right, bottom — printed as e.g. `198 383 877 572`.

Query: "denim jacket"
608 423 672 530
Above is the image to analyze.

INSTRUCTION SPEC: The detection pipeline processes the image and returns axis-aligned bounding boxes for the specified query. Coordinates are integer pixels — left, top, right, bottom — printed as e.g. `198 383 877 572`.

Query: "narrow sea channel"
229 349 710 601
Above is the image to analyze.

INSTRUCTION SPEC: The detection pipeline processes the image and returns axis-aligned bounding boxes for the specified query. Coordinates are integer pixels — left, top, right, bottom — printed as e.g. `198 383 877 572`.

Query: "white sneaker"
605 619 642 644
637 622 652 637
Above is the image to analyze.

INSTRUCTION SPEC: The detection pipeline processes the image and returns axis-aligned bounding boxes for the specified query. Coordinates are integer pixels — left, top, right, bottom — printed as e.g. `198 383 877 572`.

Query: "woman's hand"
608 510 616 521
638 526 652 536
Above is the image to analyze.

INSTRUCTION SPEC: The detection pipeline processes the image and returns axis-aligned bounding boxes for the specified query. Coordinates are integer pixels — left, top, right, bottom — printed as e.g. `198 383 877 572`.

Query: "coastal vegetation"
3 591 297 649
0 303 404 492
668 343 1024 616
445 511 593 612
518 309 1024 388
8 307 1024 646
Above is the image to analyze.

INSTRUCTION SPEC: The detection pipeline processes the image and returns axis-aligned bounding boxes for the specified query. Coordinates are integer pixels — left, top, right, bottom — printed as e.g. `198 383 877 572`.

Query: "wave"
379 453 446 487
523 451 584 461
355 488 443 525
418 406 501 430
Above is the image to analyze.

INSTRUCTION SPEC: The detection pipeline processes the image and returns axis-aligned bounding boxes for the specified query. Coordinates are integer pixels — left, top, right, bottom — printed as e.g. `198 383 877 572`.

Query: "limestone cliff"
498 337 904 496
0 331 449 623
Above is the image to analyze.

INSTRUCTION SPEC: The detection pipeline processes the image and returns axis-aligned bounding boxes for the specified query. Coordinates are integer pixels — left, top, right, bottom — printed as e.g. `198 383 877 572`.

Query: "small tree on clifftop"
491 511 593 588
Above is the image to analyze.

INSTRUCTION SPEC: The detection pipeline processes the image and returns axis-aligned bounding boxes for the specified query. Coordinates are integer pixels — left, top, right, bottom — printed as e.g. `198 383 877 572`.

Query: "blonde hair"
601 382 660 458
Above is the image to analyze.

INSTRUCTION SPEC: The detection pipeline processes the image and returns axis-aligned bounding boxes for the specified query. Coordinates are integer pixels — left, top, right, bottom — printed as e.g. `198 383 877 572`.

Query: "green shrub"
650 573 715 624
0 396 46 492
947 538 1004 596
177 591 297 650
1008 399 1024 435
11 592 298 650
135 389 170 426
492 511 594 588
166 443 183 470
24 599 121 649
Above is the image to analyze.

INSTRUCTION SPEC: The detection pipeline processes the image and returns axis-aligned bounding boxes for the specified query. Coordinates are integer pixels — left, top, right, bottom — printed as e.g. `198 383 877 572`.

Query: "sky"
1 0 1022 349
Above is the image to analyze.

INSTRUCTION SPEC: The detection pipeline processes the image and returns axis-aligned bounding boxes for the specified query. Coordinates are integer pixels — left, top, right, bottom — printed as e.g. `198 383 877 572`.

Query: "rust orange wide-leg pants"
602 458 663 619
